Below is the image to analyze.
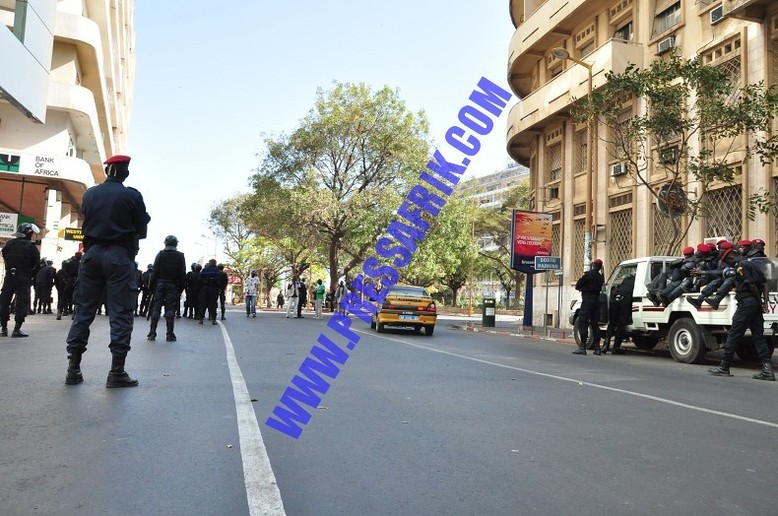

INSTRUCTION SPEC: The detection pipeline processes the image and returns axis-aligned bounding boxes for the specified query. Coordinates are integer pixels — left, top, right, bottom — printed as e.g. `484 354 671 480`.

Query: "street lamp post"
200 233 217 261
552 47 594 273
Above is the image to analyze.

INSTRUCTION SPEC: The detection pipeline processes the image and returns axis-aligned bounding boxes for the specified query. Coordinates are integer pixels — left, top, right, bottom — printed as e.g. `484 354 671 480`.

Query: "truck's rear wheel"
573 317 596 349
631 336 659 350
668 318 707 364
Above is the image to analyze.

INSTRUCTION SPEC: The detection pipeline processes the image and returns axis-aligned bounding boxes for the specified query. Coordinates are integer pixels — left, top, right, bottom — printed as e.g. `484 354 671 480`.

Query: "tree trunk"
504 288 511 309
514 274 522 309
328 238 339 294
452 287 459 307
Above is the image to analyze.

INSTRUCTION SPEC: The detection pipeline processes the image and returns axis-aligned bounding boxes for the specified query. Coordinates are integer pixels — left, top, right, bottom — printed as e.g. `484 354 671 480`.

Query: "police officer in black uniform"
708 252 775 381
65 155 150 387
0 223 41 337
602 272 635 355
198 259 220 324
147 235 186 341
138 264 153 317
574 258 604 355
217 263 228 320
184 263 201 318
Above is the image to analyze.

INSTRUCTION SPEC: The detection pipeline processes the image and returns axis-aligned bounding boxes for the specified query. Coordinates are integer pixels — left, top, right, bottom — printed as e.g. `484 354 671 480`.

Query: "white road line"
219 322 286 516
359 329 778 430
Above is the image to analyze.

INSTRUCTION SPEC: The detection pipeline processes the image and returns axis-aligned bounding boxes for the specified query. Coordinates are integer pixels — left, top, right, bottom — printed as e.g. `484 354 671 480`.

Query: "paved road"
1 309 777 515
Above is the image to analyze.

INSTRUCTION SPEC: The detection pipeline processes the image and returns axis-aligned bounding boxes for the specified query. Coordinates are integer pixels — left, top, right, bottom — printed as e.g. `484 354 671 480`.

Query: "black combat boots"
106 355 139 388
752 362 776 381
707 361 732 376
165 319 176 342
147 320 157 341
65 353 84 385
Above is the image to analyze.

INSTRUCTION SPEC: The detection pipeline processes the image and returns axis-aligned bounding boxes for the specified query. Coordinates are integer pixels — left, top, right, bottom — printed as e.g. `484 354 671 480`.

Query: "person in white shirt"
285 280 298 319
244 271 260 318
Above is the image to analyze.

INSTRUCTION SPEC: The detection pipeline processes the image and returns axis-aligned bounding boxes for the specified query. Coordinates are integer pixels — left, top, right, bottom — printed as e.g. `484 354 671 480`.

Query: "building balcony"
48 82 104 175
507 39 643 164
508 0 612 98
723 0 771 22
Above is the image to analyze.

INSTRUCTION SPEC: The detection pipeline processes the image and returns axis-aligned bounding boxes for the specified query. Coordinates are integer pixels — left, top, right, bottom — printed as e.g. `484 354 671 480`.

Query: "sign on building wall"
62 227 83 241
510 210 553 271
0 212 19 238
0 149 62 178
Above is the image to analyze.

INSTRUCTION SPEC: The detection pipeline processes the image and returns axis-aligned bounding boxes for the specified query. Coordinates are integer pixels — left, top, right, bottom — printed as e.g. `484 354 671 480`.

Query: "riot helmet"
18 222 40 239
164 235 178 247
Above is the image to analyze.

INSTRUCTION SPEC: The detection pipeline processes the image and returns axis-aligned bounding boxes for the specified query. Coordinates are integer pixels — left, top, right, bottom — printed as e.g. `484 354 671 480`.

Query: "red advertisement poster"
510 210 552 270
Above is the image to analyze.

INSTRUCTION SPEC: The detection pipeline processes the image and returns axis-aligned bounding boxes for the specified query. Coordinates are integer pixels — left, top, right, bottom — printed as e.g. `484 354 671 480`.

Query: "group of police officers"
0 154 229 388
573 238 774 381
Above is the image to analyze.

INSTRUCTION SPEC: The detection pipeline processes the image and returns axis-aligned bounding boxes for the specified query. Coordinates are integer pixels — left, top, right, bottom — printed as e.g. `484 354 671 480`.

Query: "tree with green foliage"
249 82 430 292
207 194 255 282
572 52 778 254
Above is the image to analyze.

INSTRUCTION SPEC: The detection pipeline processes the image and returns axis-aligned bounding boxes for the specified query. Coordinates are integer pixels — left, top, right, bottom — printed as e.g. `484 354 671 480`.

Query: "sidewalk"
436 313 576 344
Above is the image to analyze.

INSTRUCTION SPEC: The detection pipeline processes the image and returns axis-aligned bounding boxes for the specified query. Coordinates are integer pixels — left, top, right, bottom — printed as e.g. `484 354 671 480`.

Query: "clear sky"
128 1 517 268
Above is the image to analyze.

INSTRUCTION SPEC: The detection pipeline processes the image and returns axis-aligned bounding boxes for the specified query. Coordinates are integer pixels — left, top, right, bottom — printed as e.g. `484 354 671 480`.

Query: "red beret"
591 258 603 266
717 241 733 250
737 239 752 247
683 246 694 255
720 249 732 262
696 244 709 252
104 155 131 164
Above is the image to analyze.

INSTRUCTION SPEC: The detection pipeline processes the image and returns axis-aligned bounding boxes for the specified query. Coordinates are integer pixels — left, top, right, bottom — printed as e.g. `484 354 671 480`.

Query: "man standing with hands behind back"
65 155 150 387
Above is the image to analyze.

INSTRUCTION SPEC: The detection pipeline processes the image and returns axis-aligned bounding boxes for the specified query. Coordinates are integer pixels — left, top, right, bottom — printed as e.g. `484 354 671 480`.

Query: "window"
613 21 633 41
546 142 562 182
653 1 680 37
550 65 563 78
580 41 595 58
549 186 560 200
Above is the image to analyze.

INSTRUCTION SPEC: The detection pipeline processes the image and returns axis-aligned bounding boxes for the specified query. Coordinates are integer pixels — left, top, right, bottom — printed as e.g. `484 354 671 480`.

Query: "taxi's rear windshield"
387 286 428 297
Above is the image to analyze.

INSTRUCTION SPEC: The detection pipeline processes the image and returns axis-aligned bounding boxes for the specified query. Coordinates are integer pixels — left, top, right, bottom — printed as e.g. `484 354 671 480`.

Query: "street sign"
534 256 561 271
62 227 83 241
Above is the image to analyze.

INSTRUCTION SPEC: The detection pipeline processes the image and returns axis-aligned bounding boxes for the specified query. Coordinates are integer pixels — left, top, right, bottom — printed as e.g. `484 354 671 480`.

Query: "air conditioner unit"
656 36 676 55
710 5 724 24
611 162 628 177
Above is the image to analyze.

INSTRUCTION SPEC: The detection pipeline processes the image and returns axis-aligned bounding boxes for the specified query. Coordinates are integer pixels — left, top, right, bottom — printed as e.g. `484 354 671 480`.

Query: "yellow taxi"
371 284 437 336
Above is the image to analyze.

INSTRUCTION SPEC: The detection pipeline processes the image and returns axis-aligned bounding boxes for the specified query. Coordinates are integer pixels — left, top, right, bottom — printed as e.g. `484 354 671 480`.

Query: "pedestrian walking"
573 258 604 355
276 291 285 309
65 154 150 387
286 281 298 318
0 223 41 337
314 279 325 318
708 252 775 380
146 235 186 341
245 271 259 317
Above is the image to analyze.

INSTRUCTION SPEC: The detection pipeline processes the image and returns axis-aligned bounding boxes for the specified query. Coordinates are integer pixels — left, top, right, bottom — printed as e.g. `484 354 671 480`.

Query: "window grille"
718 56 742 103
572 219 585 276
704 186 742 242
575 129 587 174
772 39 778 134
546 143 562 183
609 209 633 266
551 223 561 256
652 204 675 255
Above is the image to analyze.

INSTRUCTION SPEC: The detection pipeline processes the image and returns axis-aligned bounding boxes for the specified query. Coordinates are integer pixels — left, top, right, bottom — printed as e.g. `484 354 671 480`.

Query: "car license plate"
399 315 418 320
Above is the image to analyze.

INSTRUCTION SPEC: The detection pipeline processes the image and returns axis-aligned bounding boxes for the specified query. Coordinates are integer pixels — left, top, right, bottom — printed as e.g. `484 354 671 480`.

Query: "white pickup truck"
569 256 778 363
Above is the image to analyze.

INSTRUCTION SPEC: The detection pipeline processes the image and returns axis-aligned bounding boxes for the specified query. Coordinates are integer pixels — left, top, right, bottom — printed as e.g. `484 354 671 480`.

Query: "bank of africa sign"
0 150 61 177
0 212 19 238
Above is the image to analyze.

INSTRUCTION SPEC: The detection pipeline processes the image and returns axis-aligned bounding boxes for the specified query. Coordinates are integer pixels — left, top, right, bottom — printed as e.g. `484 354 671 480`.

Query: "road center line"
359 329 778 430
220 322 286 516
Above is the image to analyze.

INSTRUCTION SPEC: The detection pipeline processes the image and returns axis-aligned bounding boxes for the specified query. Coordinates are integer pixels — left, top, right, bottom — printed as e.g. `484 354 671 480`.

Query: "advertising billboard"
510 210 552 271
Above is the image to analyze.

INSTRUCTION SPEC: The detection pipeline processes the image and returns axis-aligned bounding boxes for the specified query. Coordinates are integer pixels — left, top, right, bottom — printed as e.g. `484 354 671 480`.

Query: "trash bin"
482 297 496 327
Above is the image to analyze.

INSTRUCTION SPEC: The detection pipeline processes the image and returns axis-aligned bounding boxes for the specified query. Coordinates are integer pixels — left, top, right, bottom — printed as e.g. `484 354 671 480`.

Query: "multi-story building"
506 0 777 326
458 161 530 208
0 0 135 268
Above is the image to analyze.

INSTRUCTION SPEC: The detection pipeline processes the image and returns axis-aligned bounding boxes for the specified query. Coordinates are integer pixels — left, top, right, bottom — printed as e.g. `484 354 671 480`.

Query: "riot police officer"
0 223 41 337
138 264 153 317
217 263 228 320
65 154 150 387
147 235 186 341
708 252 775 381
198 259 220 324
602 272 635 355
574 258 604 355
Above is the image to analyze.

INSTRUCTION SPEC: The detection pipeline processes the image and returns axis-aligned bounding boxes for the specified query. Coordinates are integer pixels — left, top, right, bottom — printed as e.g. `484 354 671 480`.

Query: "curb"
449 323 576 344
